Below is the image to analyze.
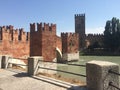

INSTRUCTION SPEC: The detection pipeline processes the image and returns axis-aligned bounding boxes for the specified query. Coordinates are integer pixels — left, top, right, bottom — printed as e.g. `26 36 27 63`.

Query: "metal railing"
108 69 120 90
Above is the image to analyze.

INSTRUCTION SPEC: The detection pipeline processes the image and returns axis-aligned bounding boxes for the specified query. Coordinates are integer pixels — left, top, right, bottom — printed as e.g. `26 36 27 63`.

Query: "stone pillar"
86 60 119 90
0 56 2 68
1 55 11 69
28 56 43 76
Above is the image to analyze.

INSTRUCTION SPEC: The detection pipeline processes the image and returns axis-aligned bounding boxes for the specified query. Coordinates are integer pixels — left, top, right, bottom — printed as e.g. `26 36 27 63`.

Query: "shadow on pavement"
68 86 87 90
5 69 87 90
6 68 28 78
13 72 28 77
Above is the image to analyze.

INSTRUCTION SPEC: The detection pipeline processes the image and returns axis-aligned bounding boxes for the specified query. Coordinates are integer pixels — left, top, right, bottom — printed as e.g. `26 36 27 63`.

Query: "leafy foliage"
104 17 120 52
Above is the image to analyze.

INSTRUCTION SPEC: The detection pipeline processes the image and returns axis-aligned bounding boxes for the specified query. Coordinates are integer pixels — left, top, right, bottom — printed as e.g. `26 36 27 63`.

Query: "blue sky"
0 0 120 36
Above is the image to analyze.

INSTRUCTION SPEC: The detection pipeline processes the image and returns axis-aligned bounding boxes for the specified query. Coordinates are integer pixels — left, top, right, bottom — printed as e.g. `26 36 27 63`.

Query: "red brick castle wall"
61 33 79 54
0 25 29 58
30 23 57 61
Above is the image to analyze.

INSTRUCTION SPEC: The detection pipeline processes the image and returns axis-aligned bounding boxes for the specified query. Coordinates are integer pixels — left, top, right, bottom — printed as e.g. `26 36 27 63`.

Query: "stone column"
27 56 43 76
1 55 11 69
86 60 119 90
0 56 2 68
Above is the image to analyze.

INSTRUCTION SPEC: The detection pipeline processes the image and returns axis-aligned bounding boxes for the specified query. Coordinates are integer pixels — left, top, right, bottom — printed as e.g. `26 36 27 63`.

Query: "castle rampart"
61 32 79 53
30 23 56 33
85 33 104 47
0 25 29 58
0 25 29 42
61 32 79 61
30 22 57 61
0 14 105 61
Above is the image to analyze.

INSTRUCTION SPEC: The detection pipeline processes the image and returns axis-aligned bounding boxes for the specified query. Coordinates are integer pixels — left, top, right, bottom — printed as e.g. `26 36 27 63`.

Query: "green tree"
104 17 120 52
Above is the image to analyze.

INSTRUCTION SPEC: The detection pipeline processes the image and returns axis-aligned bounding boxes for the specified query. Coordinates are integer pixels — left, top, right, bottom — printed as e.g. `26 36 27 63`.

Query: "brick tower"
61 33 79 61
30 23 56 61
75 14 86 50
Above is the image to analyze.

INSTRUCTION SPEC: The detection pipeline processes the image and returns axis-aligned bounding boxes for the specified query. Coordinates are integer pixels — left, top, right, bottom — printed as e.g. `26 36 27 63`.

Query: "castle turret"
30 22 56 61
61 32 79 61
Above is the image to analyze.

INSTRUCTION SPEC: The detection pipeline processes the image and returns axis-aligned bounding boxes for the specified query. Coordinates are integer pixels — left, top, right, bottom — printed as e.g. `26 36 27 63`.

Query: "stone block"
28 56 43 76
86 60 119 90
38 62 57 74
62 52 79 62
1 55 11 69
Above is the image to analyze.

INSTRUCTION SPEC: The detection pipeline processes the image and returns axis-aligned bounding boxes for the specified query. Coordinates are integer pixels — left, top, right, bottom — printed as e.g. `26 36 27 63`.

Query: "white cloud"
86 27 104 34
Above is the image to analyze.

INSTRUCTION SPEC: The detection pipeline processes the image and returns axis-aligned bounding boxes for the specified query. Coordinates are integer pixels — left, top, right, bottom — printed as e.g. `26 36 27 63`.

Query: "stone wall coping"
87 60 119 66
29 56 43 59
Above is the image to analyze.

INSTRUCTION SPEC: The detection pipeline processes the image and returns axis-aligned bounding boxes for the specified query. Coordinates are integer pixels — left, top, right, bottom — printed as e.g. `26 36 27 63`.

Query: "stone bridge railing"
0 55 119 90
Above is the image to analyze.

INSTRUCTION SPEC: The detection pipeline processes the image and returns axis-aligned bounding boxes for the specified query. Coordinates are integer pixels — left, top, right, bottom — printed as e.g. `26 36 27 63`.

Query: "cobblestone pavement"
0 69 86 90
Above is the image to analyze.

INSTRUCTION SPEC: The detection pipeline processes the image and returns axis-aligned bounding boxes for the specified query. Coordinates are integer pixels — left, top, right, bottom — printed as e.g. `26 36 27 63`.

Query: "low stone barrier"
38 61 57 74
1 55 12 69
1 55 119 90
27 56 43 76
0 55 27 69
86 60 119 90
62 52 79 62
0 55 2 68
27 56 57 76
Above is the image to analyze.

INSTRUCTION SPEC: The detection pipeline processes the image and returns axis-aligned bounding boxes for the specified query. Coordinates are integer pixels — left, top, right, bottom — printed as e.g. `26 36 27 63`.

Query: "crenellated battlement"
0 25 29 41
19 28 26 34
0 25 13 30
0 25 29 58
75 13 85 17
30 22 57 61
19 28 27 41
30 22 56 33
6 25 14 30
61 32 79 37
27 32 30 41
13 29 19 34
0 26 10 33
86 33 104 41
86 33 104 37
85 33 104 47
61 32 79 54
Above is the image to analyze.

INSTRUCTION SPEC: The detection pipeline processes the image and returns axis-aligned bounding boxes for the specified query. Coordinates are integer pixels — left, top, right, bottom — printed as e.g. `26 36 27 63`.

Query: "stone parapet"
0 55 2 68
38 62 57 74
28 56 43 76
86 60 119 90
62 52 79 62
28 56 57 76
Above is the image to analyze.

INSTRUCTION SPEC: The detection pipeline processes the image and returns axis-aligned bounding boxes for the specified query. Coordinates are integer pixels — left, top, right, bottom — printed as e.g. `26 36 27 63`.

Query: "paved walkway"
0 69 86 90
